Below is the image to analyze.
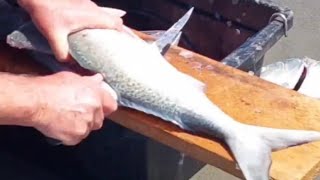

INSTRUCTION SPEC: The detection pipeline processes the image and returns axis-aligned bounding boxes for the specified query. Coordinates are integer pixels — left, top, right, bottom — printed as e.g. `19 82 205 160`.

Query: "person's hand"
18 0 126 62
31 71 117 146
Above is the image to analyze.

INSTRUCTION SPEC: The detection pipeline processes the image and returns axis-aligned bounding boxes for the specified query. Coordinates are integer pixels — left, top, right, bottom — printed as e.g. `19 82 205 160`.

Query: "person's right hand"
18 0 127 62
31 71 117 146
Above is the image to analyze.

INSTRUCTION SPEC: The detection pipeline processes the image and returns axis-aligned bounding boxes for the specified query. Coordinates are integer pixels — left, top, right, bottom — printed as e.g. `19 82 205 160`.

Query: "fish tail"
225 124 320 180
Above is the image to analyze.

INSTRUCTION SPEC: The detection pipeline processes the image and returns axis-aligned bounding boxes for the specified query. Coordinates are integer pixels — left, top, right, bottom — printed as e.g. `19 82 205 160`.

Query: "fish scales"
4 17 320 180
67 28 320 180
69 29 232 135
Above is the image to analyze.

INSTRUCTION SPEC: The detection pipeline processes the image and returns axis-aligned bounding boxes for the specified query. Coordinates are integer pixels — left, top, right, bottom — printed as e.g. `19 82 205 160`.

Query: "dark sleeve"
3 0 18 7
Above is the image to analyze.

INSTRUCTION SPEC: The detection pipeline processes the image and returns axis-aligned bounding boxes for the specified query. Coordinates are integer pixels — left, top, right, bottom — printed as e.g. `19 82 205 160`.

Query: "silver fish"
260 58 305 89
6 9 320 180
260 57 320 99
66 28 320 180
297 58 320 98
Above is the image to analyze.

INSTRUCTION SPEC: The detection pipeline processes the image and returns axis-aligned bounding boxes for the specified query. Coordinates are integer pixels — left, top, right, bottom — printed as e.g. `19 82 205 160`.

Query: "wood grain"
0 34 319 180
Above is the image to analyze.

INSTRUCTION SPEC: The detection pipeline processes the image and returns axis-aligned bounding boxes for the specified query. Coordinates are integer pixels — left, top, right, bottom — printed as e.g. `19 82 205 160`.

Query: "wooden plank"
0 34 320 180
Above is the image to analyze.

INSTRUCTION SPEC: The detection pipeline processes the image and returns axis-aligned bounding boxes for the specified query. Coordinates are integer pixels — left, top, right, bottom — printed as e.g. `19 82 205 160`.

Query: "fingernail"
114 10 126 17
102 7 126 17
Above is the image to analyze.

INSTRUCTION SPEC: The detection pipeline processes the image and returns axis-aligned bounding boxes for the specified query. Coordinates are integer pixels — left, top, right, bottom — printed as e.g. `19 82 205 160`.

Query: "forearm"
0 72 39 127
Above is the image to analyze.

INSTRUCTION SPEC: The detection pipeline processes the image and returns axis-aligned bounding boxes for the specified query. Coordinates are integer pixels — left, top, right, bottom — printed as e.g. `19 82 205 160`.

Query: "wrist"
16 76 42 127
0 73 41 127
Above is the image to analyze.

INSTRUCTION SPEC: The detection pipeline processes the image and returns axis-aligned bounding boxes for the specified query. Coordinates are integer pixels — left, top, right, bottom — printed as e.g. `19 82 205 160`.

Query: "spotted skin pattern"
67 29 320 180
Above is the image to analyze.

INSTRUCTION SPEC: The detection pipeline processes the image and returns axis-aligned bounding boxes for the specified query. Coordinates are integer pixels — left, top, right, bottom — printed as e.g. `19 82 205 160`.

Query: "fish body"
68 29 320 180
69 29 234 135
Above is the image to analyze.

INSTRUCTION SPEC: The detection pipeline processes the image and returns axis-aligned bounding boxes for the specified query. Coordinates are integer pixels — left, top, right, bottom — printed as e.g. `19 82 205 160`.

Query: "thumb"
101 82 118 101
48 30 73 62
100 82 118 115
88 73 104 82
101 7 126 17
89 73 118 102
71 9 124 32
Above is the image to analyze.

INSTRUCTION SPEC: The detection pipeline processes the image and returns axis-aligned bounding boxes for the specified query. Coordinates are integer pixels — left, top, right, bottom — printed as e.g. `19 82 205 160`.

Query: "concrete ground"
190 0 320 179
265 0 320 64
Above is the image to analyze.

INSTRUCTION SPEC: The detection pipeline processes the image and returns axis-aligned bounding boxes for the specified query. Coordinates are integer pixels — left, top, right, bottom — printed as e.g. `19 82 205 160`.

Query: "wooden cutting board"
0 33 319 180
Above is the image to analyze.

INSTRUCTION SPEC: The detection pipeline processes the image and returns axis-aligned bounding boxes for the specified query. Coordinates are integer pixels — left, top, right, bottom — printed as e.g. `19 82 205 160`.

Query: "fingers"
47 29 74 62
100 82 118 101
90 74 118 115
85 73 117 115
89 73 104 82
63 123 91 146
87 73 118 102
99 82 118 116
87 74 116 129
63 136 84 146
48 7 125 62
92 106 105 130
101 7 126 17
102 94 118 116
70 8 124 33
62 109 104 146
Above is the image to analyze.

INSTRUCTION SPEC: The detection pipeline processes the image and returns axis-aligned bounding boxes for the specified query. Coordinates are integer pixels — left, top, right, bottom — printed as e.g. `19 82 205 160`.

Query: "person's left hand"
18 0 127 62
